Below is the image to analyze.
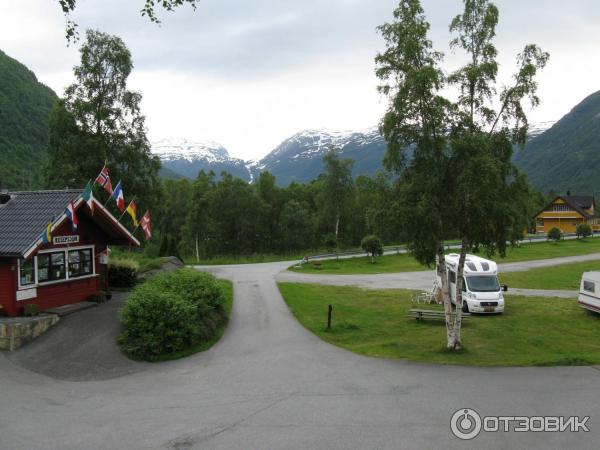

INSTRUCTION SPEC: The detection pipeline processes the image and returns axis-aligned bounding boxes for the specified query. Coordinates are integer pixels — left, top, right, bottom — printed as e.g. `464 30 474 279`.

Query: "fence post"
327 304 333 330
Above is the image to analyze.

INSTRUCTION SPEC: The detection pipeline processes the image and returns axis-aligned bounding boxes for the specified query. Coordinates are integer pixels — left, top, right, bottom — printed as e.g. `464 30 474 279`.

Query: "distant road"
278 253 600 298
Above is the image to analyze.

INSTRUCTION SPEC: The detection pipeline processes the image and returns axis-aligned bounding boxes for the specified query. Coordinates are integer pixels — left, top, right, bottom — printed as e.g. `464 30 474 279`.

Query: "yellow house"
535 195 600 234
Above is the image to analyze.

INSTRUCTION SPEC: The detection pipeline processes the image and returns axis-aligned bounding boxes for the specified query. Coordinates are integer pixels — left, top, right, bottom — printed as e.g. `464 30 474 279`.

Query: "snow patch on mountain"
152 138 232 163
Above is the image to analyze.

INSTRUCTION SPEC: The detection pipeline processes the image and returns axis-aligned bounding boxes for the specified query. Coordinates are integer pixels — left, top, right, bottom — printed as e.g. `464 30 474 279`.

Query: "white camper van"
578 272 600 314
437 254 506 314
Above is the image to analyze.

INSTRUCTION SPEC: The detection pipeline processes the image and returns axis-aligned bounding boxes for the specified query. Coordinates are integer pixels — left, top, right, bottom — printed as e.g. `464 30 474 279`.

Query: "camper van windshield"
466 276 500 292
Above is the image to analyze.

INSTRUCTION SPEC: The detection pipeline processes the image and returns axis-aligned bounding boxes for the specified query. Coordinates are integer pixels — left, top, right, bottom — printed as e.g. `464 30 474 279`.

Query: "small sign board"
53 235 80 245
17 288 37 301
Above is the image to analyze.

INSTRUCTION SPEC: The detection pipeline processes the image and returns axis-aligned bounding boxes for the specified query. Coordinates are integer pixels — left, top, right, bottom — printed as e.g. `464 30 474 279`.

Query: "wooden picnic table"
408 308 471 321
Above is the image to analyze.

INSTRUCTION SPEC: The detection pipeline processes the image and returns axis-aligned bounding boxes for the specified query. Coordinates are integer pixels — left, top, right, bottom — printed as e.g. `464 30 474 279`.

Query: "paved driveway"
0 260 599 449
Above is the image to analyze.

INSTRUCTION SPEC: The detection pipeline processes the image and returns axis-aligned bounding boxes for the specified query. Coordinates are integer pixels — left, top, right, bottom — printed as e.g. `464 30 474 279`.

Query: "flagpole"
104 180 120 207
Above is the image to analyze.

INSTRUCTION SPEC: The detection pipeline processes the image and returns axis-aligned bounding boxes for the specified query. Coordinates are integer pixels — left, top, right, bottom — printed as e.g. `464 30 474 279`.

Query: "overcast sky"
1 0 599 160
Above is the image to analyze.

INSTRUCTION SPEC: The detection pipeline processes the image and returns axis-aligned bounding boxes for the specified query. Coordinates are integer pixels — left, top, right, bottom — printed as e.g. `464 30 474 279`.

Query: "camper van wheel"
462 301 469 313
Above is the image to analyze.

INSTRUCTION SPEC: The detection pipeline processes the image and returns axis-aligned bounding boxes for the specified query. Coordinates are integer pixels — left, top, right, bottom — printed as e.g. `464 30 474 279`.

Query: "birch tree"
447 0 548 349
321 150 355 238
376 0 457 346
377 0 548 350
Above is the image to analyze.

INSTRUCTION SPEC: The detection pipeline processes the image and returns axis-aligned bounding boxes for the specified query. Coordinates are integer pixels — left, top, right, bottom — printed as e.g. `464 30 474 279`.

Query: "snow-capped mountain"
154 121 556 186
152 138 251 181
250 128 387 185
527 121 556 140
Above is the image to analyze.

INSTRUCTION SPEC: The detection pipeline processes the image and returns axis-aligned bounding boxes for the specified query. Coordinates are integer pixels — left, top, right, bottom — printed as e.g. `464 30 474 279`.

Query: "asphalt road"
0 259 599 449
278 252 600 298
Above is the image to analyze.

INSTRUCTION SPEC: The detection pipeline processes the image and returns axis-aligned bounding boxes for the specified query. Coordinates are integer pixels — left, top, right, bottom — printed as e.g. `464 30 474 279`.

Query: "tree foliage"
45 30 160 209
547 227 563 242
576 223 592 239
319 150 355 237
56 0 200 42
361 235 384 263
376 0 548 350
0 50 57 190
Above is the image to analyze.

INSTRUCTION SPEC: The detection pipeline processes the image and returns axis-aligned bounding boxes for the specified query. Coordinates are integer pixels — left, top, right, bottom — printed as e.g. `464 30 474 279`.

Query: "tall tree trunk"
195 234 200 263
450 239 468 350
334 213 340 237
437 242 454 348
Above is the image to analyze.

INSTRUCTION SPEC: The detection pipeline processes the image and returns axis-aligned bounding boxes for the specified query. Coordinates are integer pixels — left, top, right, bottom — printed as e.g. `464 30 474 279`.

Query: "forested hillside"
515 91 600 194
0 50 57 190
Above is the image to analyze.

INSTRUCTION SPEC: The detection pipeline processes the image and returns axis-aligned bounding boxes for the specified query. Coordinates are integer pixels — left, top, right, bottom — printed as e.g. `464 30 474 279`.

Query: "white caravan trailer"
437 254 506 314
578 272 600 314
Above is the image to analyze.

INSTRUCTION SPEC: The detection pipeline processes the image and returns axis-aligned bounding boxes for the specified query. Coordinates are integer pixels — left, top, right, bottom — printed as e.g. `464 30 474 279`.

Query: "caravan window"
583 280 595 293
449 271 456 284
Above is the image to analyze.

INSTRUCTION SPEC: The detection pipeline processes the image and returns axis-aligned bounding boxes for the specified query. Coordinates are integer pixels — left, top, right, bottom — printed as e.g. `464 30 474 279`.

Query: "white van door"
448 271 456 302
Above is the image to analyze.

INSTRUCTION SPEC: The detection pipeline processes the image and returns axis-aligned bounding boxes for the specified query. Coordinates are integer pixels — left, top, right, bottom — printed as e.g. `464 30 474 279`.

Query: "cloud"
1 0 599 160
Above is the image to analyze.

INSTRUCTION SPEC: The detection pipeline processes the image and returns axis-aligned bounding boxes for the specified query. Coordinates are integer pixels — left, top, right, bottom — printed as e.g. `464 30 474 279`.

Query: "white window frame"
18 245 97 290
17 258 36 290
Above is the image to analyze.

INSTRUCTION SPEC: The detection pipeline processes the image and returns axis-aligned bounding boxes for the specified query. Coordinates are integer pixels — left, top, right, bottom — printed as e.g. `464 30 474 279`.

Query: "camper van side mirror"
502 285 508 292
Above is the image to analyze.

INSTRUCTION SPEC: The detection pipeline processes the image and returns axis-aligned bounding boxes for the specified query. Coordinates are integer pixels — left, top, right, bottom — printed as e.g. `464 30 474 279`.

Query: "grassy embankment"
279 283 600 366
290 238 600 275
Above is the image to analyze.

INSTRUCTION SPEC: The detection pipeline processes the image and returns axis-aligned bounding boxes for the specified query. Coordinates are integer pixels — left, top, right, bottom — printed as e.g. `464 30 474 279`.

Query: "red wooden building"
0 190 139 316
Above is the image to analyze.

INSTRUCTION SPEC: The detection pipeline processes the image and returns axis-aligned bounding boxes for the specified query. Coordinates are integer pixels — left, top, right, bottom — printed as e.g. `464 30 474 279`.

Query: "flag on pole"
82 180 94 214
95 165 113 194
65 200 78 232
41 222 52 244
125 199 139 227
139 210 151 240
111 181 126 212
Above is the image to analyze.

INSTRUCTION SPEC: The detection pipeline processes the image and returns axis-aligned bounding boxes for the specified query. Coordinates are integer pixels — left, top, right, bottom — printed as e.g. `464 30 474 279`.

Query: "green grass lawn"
291 253 428 274
291 238 600 275
279 283 600 366
501 261 600 291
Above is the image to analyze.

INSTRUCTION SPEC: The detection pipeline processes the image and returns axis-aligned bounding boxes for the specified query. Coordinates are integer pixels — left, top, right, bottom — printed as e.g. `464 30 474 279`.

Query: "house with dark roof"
0 190 139 316
534 195 599 234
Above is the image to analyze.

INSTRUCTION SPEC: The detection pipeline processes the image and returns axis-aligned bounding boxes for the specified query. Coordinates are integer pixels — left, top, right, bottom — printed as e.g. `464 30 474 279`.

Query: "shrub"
118 269 227 360
23 304 39 317
323 234 338 252
361 235 384 263
150 269 225 314
109 260 138 288
547 227 563 243
576 223 592 239
118 285 198 358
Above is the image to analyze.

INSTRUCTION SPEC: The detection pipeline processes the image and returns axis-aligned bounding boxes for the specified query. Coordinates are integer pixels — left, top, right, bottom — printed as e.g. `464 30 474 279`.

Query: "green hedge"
118 269 228 360
109 260 138 288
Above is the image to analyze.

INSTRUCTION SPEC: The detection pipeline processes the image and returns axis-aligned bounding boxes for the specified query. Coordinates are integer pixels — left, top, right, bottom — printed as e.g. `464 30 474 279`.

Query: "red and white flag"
139 210 151 241
65 200 78 232
95 165 113 194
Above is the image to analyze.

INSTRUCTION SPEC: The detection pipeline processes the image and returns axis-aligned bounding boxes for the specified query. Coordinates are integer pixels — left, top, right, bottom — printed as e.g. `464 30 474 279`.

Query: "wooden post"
327 304 333 330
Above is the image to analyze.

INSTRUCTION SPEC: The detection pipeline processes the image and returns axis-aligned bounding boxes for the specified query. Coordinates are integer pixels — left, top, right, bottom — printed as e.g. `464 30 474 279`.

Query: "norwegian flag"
95 165 113 194
139 210 152 240
65 200 78 232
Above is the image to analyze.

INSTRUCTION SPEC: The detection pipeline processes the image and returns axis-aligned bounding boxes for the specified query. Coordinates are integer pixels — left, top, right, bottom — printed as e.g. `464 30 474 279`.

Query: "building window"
536 218 544 227
584 280 595 293
37 252 66 282
19 259 35 286
68 249 93 278
547 204 572 212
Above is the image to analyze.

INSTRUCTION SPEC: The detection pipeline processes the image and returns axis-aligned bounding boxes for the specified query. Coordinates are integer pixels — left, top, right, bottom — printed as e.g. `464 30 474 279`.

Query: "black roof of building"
565 195 594 210
0 190 82 257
